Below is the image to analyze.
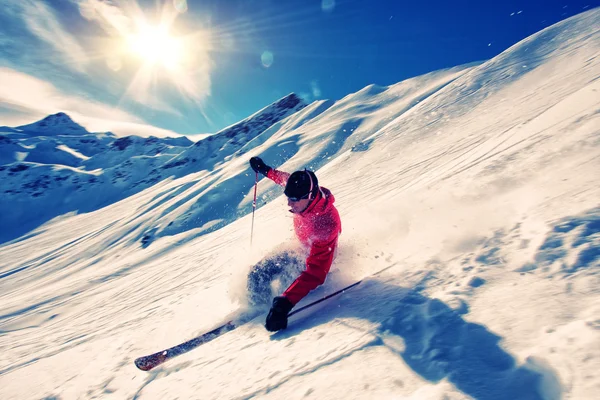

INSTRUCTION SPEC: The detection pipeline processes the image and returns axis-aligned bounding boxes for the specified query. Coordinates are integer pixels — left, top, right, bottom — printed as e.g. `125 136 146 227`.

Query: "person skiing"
249 156 342 332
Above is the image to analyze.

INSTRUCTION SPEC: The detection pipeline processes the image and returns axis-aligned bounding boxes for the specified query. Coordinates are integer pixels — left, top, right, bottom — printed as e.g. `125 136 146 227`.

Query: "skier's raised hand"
250 157 271 176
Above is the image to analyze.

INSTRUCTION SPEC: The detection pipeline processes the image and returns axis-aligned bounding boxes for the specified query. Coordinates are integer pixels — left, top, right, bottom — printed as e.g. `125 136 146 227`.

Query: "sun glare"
110 3 213 110
127 24 183 70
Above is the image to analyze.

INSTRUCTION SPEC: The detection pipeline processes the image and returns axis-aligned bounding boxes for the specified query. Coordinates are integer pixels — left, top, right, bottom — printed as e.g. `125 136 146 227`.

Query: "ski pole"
250 171 258 245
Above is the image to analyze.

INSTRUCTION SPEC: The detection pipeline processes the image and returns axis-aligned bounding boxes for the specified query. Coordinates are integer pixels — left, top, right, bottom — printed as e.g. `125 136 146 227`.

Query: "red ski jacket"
266 169 342 305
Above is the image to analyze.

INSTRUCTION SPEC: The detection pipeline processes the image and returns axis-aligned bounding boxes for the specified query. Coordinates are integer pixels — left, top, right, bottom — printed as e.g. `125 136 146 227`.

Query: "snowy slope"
0 8 599 400
81 135 190 170
23 139 87 167
0 135 27 164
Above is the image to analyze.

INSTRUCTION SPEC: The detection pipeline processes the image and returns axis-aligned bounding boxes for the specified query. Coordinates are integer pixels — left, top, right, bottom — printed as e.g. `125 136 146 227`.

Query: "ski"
133 281 362 371
135 320 239 371
134 264 397 371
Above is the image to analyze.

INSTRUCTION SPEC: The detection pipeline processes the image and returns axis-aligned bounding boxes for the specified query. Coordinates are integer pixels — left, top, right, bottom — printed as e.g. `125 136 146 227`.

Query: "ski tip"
135 359 149 371
135 354 165 371
134 357 153 371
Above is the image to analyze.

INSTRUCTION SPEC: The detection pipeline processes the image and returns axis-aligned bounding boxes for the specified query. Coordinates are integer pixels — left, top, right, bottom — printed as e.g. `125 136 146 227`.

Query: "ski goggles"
287 192 311 202
287 170 315 202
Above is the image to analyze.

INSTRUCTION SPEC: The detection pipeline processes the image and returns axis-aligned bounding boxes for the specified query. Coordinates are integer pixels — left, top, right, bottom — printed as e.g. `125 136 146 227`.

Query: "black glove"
250 156 271 176
265 296 294 332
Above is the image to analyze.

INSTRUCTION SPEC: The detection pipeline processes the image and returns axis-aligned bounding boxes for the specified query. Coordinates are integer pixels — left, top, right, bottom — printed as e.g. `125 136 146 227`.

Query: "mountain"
81 135 191 170
0 9 599 400
1 112 113 165
0 135 26 165
0 94 306 243
164 93 307 171
15 112 90 136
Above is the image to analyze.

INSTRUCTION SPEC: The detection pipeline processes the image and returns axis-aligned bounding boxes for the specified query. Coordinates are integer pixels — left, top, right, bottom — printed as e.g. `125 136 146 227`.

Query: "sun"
127 23 183 70
110 5 213 110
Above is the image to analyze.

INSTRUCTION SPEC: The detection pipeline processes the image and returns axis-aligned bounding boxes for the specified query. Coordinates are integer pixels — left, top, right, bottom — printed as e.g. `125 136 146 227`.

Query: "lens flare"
311 80 321 98
322 0 335 13
173 0 188 13
261 51 274 68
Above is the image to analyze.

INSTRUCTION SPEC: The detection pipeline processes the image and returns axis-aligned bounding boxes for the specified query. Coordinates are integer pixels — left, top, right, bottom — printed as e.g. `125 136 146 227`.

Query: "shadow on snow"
273 279 555 400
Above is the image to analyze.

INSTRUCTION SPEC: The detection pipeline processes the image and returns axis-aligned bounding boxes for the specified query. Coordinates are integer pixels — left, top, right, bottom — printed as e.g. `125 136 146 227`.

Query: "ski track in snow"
1 8 600 400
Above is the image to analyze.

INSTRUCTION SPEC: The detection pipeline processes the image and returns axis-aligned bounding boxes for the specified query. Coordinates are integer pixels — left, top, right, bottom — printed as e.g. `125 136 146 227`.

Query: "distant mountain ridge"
164 93 307 171
0 93 309 243
0 112 193 167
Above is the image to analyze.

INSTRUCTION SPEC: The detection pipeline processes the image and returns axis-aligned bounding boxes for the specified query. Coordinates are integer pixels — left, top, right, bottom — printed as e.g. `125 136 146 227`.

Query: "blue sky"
0 0 597 137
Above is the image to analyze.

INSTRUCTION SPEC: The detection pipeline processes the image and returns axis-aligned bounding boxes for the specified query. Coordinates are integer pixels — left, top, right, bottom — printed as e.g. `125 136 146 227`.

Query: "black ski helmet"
284 170 319 201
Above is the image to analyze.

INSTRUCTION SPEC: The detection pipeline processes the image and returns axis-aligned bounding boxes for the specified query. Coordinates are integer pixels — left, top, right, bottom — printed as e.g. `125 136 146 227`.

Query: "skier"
249 156 342 332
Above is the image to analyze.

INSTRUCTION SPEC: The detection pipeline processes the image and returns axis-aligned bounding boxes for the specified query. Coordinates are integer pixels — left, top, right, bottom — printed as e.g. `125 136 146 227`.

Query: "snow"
56 144 91 161
1 8 599 400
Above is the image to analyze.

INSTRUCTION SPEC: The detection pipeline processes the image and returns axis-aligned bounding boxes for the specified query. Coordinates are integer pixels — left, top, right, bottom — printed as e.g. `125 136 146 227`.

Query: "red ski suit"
267 168 342 305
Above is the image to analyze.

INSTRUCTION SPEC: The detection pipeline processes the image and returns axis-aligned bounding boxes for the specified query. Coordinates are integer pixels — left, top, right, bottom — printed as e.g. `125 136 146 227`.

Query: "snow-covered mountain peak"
16 112 89 136
270 92 304 110
196 92 307 146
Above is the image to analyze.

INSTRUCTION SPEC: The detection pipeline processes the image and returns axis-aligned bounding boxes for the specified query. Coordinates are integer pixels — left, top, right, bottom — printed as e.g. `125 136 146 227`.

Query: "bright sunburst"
127 23 183 71
107 2 213 117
